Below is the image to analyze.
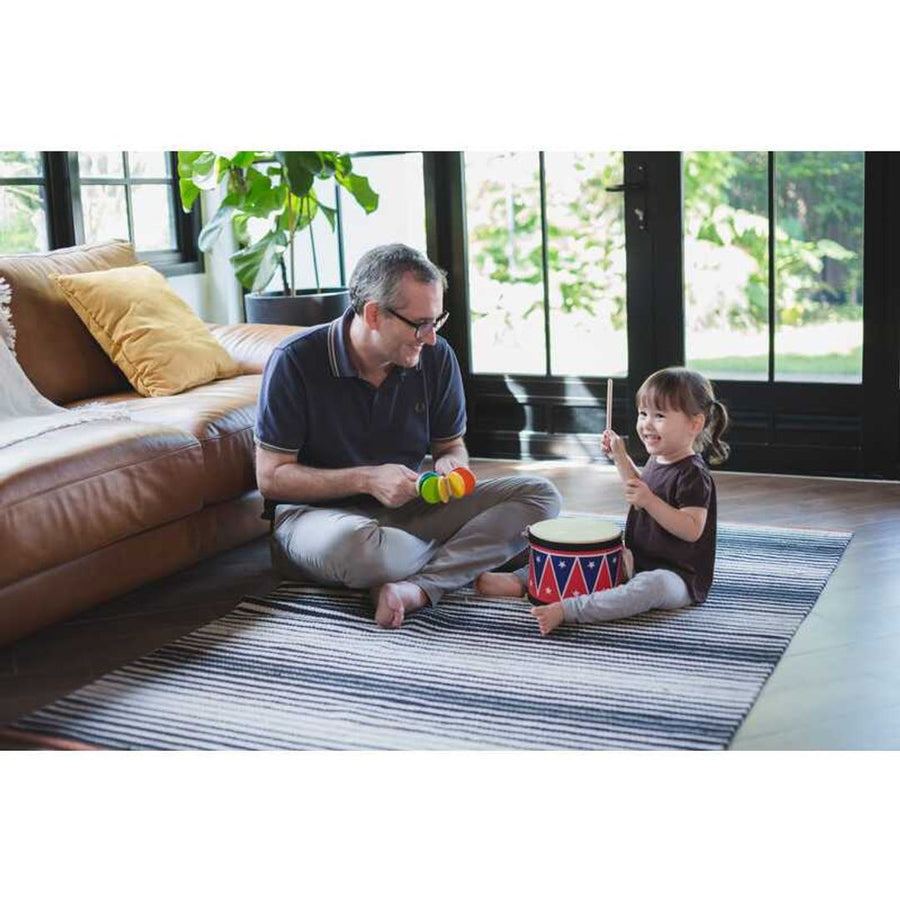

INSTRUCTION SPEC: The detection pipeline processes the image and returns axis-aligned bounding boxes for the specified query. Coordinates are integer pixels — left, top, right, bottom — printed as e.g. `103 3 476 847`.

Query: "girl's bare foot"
474 571 527 598
531 603 566 636
372 582 428 628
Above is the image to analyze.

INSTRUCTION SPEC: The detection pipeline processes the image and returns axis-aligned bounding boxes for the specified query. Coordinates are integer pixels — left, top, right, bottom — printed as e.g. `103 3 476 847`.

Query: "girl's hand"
624 477 653 510
602 429 626 462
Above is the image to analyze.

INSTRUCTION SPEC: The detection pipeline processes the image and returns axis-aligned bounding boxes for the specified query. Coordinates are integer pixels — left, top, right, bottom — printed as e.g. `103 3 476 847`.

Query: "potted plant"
177 151 378 325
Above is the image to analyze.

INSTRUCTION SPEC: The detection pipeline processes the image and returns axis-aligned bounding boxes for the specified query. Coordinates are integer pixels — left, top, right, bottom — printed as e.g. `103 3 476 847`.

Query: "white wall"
198 189 244 323
166 189 244 324
167 272 207 316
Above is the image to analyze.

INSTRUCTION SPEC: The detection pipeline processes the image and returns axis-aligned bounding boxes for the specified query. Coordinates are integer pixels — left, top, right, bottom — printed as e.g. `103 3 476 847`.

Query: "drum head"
529 517 621 545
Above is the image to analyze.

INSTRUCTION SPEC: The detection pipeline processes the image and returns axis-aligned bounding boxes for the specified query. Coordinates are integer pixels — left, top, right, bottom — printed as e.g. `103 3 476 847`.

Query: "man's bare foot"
531 603 566 636
474 572 527 598
373 582 428 629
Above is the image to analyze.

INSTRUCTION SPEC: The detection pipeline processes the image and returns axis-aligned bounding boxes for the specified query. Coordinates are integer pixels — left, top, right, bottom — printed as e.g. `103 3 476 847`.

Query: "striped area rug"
9 523 849 750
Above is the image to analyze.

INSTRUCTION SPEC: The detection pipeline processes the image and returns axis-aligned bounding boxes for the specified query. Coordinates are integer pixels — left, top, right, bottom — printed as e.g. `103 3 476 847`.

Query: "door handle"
605 164 647 229
605 164 647 193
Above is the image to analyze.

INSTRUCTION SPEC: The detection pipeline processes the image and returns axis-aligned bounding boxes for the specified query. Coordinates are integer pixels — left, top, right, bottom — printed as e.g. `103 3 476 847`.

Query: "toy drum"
526 517 625 605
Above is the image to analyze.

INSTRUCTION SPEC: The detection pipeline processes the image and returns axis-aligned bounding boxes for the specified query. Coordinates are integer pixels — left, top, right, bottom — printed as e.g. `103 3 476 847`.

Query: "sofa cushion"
208 323 302 373
71 373 263 505
51 264 241 397
0 420 204 589
0 240 137 405
0 492 269 647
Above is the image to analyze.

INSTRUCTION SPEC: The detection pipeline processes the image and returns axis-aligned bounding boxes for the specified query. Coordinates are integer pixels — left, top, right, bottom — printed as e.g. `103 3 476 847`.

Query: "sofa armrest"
208 323 302 374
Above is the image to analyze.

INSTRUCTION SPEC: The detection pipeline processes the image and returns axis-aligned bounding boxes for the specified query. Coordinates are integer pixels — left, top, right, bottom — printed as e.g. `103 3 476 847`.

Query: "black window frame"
424 150 900 481
0 154 54 252
1 151 201 277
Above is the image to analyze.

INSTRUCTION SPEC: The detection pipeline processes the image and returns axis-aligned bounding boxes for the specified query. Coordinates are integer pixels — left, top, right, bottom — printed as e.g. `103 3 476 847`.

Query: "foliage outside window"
0 152 49 254
683 151 864 383
465 151 627 377
465 150 864 383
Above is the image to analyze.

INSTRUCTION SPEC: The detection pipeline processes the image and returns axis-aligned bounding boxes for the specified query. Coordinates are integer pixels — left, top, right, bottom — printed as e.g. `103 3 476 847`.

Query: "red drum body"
526 517 625 605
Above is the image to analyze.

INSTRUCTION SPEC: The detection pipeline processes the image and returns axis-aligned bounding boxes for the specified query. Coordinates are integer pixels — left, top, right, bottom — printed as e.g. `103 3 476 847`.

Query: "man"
255 243 561 628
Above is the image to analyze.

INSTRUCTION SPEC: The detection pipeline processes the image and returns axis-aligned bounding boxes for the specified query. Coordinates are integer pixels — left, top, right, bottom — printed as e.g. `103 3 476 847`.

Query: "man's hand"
433 456 465 476
623 477 653 510
365 464 420 508
431 436 469 476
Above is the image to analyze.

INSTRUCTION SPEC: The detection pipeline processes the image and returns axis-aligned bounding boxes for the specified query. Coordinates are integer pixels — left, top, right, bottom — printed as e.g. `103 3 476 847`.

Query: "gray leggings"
560 568 691 624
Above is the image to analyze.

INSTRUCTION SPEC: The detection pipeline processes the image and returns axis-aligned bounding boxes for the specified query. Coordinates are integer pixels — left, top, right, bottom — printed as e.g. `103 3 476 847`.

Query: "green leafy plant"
177 151 378 295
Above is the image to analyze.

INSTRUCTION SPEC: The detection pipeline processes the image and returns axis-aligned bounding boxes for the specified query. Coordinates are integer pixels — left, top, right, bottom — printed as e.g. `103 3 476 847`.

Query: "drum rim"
528 517 622 544
527 534 624 553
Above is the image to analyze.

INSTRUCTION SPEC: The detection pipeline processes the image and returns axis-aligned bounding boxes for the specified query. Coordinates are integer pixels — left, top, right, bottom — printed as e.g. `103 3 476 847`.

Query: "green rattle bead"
417 471 442 504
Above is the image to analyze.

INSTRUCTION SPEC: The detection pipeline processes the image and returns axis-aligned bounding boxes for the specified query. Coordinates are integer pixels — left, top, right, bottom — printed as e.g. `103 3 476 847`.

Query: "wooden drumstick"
605 378 613 432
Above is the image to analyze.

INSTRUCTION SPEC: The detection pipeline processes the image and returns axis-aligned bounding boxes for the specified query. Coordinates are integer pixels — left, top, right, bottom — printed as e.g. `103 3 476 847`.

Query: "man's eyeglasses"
384 308 450 341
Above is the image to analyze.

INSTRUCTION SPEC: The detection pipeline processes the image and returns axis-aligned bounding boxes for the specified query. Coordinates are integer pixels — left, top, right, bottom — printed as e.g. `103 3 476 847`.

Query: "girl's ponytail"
706 399 730 464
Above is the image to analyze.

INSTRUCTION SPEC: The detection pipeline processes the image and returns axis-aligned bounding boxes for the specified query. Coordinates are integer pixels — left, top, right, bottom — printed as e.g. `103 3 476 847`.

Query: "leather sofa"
0 240 298 646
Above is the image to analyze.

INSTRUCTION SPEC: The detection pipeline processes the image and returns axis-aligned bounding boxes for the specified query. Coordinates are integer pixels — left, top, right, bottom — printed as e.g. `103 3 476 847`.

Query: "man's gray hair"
348 244 448 314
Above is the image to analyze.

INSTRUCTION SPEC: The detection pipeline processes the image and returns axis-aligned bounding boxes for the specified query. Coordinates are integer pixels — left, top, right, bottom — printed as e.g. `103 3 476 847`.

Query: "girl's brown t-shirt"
624 453 717 603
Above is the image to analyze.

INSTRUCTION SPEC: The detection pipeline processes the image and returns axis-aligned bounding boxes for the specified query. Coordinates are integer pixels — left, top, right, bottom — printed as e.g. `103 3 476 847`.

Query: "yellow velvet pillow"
51 264 240 397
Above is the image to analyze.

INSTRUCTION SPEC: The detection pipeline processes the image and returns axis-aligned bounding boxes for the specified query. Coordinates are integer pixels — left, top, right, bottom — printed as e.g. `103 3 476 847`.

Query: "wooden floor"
3 458 900 750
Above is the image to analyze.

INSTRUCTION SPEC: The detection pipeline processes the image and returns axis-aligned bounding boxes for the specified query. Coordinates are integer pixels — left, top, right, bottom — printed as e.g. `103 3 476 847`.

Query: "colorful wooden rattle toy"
417 467 476 504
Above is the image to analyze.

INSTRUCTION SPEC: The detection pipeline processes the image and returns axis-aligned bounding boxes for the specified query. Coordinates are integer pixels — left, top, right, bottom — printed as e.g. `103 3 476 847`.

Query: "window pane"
129 152 169 178
341 153 426 274
0 151 43 178
0 185 48 253
545 151 627 377
131 184 176 251
81 184 128 243
287 179 342 291
256 179 341 293
684 151 769 380
774 152 864 383
79 152 125 178
465 151 546 375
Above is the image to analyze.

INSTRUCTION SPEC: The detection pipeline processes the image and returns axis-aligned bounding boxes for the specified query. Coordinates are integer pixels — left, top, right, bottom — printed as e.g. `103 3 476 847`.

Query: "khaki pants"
270 475 562 605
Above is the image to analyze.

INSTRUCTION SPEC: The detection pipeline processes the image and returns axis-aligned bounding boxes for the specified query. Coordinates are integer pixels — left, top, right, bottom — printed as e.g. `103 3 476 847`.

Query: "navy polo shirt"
255 307 466 471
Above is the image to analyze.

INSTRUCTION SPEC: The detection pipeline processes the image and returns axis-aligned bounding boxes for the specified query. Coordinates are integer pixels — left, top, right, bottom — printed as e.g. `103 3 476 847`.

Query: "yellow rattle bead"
446 470 466 498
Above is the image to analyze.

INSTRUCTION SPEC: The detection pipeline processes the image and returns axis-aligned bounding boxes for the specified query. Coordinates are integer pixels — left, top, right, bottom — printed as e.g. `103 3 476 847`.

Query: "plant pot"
244 288 350 326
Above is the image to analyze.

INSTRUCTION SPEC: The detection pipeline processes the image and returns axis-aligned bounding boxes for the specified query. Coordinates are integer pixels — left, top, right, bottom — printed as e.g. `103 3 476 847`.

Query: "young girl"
476 367 730 636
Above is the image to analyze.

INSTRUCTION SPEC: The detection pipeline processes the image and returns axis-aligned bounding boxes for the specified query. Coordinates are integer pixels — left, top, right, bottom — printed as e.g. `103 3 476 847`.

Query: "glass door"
455 151 632 459
682 151 870 475
464 151 628 379
683 152 864 384
429 150 899 478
